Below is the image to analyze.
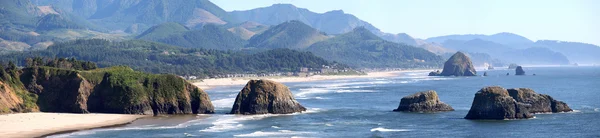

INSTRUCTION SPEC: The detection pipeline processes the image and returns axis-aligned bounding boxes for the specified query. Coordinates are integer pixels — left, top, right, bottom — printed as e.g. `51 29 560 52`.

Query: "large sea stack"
464 86 533 120
1 66 215 115
515 66 525 75
230 80 306 114
465 86 572 120
429 52 476 76
393 90 454 112
507 88 572 113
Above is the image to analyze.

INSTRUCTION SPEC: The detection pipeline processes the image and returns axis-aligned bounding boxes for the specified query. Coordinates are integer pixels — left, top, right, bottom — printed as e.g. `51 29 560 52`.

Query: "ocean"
50 66 600 137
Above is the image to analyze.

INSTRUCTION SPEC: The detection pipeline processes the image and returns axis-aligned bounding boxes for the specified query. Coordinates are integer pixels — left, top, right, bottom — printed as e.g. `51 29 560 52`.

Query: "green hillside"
307 27 444 68
246 20 329 49
137 23 246 50
2 39 338 77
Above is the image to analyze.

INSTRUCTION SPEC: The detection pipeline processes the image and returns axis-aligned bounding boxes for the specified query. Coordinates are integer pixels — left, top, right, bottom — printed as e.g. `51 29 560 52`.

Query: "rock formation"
507 88 572 113
515 66 525 75
483 72 488 76
465 86 533 120
429 52 476 76
1 66 214 115
465 86 573 120
393 90 454 112
428 70 441 76
230 80 306 114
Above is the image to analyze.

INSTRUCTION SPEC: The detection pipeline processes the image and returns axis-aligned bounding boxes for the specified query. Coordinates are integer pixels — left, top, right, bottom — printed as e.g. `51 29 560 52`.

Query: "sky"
211 0 599 45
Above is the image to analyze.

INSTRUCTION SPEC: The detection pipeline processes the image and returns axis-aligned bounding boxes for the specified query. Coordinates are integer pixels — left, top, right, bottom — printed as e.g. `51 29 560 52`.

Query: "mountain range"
1 0 599 72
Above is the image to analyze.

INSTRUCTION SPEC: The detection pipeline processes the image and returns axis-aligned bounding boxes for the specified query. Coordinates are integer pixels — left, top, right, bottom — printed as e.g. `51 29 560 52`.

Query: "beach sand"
0 113 147 138
194 70 433 90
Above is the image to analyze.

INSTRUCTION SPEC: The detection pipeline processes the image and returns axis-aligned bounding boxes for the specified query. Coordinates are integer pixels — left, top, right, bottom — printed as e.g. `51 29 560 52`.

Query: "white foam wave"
212 98 236 108
200 108 323 132
271 126 280 129
370 127 411 132
234 130 315 137
335 89 375 93
49 118 207 137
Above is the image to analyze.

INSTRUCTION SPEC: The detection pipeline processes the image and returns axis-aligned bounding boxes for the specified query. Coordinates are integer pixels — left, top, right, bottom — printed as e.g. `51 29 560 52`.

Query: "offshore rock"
230 80 306 114
393 90 454 112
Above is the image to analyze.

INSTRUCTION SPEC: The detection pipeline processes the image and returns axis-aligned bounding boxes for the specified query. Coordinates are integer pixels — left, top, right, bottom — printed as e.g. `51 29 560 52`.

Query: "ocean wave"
234 130 315 137
200 108 322 133
212 98 236 108
370 127 411 132
296 96 329 100
335 89 375 93
49 118 208 137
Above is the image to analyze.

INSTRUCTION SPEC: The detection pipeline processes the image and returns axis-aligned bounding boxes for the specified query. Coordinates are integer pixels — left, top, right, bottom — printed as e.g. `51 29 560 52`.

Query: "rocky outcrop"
465 86 533 120
483 72 488 76
3 66 214 115
507 88 572 113
393 90 454 112
230 80 306 114
465 86 573 120
428 70 441 76
515 66 525 75
429 52 476 76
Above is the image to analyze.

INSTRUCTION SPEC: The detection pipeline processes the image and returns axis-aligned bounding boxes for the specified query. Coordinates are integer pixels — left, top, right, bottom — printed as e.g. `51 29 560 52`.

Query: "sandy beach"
194 70 434 90
0 113 147 138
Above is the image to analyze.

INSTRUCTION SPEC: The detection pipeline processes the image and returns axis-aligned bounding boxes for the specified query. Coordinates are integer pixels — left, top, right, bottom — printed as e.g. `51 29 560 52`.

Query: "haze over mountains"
1 0 599 75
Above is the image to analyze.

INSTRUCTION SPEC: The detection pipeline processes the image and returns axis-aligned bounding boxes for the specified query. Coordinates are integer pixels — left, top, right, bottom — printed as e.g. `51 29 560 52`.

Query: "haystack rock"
393 90 454 112
515 66 525 75
507 88 572 113
429 52 476 76
230 80 306 114
464 86 533 120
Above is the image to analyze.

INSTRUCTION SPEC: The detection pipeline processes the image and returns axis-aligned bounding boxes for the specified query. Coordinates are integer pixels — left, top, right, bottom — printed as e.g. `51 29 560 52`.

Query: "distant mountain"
441 39 570 65
306 27 443 68
229 4 416 43
33 0 236 31
426 32 534 47
414 39 455 55
227 21 269 40
246 20 329 49
533 40 600 64
136 23 245 50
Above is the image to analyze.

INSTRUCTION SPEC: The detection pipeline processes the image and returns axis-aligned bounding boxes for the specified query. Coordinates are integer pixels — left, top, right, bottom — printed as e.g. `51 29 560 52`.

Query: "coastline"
0 113 148 138
193 69 434 90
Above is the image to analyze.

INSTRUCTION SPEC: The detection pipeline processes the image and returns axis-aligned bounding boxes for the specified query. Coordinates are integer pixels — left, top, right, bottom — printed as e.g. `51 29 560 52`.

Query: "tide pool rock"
465 86 533 120
230 80 306 114
515 66 525 75
507 88 572 113
393 90 454 112
430 52 476 76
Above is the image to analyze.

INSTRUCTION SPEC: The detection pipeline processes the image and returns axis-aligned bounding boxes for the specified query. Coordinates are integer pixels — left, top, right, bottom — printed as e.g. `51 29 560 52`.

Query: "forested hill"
307 27 444 68
2 39 340 77
246 20 329 49
136 23 246 50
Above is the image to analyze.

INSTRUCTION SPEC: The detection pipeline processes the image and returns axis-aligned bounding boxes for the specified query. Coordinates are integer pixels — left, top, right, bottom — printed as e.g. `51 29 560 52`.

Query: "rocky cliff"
465 86 572 120
464 86 533 120
393 90 454 112
230 80 306 114
1 66 214 115
429 52 476 76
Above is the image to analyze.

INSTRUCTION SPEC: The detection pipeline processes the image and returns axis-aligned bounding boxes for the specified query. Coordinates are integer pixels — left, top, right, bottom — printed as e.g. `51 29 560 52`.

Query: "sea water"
50 66 600 137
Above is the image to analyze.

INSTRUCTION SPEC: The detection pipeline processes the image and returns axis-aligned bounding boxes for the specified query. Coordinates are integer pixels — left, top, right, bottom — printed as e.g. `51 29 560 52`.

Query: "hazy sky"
211 0 599 45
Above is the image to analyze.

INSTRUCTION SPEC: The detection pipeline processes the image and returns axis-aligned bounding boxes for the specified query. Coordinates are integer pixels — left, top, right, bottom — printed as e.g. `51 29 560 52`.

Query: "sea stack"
507 88 572 113
464 86 533 120
393 90 454 112
515 66 525 75
230 80 306 114
429 52 476 76
465 86 572 120
483 72 488 76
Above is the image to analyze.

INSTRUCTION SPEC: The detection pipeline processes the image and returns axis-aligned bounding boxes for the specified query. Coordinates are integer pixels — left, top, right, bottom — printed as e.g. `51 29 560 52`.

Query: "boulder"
230 80 306 114
465 86 533 120
393 90 454 112
428 70 441 76
515 66 525 75
507 88 572 113
430 52 477 76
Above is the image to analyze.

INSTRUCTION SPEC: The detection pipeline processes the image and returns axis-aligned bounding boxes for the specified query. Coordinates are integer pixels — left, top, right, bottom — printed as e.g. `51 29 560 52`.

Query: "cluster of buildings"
180 65 356 80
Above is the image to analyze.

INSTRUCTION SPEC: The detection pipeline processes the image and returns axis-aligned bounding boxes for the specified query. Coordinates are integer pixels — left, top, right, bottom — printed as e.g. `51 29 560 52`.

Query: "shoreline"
193 69 435 90
0 113 148 138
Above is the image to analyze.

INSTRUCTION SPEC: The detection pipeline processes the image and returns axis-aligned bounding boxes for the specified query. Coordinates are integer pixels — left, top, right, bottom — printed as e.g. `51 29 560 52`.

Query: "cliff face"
1 66 214 115
230 80 306 114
